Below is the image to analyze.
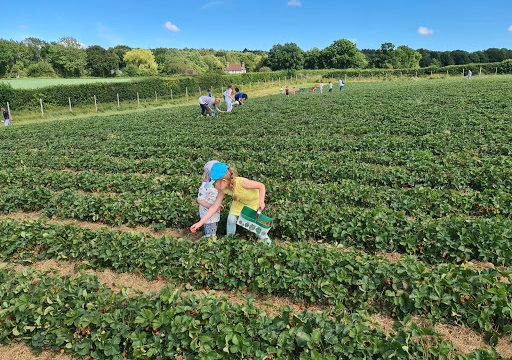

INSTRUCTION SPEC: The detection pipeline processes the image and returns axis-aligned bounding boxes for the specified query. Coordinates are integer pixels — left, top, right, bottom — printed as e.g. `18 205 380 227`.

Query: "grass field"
0 77 511 359
0 77 133 89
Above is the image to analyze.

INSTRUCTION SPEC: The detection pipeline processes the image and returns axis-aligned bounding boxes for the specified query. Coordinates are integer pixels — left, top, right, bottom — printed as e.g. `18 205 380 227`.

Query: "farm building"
224 63 247 74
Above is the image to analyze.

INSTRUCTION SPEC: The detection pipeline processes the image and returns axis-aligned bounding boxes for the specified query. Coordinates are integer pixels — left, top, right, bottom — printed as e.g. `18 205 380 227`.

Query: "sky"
1 0 511 52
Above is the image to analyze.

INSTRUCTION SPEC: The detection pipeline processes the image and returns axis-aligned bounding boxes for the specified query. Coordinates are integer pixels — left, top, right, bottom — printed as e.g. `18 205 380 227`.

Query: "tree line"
0 36 511 78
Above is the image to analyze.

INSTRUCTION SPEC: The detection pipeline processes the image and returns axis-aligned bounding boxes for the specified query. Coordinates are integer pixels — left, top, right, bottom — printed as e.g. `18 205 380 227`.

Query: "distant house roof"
225 64 246 71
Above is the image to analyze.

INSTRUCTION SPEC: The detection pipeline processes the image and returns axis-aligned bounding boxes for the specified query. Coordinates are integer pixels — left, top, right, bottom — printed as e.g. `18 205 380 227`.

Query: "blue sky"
2 0 511 51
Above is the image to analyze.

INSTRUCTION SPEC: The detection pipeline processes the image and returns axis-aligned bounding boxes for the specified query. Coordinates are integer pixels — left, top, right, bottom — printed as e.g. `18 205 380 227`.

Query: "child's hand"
190 223 202 233
220 204 225 211
259 201 266 211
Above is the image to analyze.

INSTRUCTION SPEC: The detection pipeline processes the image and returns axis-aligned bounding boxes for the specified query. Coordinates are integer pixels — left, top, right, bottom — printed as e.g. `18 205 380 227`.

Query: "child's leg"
257 232 272 244
226 214 238 236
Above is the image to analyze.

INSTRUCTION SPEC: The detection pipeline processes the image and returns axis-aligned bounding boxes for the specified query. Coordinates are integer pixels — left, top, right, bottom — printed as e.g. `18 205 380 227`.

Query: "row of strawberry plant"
2 167 512 219
1 268 490 359
3 148 512 191
1 219 511 338
2 183 512 265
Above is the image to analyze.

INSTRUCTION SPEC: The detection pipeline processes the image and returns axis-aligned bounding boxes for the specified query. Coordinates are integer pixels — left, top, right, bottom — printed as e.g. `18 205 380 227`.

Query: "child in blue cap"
196 160 222 237
190 162 271 244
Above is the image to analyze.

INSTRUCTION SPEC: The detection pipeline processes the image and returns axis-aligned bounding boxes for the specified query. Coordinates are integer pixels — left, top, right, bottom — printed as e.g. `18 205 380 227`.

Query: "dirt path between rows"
0 343 71 360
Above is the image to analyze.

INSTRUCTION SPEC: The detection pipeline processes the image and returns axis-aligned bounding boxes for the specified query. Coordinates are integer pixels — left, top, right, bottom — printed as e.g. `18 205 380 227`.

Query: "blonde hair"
201 170 209 182
220 166 239 201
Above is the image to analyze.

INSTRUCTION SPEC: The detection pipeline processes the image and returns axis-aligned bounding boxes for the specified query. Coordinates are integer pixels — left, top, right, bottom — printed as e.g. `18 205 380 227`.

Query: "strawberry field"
0 77 512 359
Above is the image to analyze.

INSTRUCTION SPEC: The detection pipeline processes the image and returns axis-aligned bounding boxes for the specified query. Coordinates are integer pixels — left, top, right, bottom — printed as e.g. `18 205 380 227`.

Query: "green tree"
23 37 50 62
203 54 224 73
110 45 131 70
26 62 56 77
86 45 118 77
451 50 471 65
0 40 29 77
322 39 367 69
266 43 304 70
57 37 84 49
372 42 396 68
123 48 158 76
394 46 421 68
484 48 508 63
439 52 455 66
48 44 87 77
304 48 323 69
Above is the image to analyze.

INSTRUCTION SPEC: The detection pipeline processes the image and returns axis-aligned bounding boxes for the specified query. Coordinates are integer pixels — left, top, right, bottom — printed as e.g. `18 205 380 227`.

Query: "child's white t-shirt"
224 88 232 101
197 181 220 224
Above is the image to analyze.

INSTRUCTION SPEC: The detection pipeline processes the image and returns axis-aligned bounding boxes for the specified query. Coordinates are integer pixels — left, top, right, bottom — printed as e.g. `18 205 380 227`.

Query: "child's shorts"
204 222 218 237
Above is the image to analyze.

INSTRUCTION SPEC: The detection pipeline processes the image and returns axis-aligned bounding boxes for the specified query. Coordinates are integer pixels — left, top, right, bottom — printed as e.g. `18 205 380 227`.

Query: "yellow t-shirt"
223 177 260 216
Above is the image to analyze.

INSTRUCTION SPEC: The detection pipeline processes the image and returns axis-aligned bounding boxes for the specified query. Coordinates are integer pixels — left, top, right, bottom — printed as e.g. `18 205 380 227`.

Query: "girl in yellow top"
190 162 271 244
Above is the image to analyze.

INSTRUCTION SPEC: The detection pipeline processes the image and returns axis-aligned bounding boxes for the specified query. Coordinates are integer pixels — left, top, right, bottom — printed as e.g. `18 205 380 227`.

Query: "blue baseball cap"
208 162 229 185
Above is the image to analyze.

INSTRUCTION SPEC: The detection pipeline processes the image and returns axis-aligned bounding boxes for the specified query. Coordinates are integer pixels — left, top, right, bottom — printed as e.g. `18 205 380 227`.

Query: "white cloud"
164 21 181 32
418 26 433 36
201 1 223 9
288 0 302 7
508 25 512 32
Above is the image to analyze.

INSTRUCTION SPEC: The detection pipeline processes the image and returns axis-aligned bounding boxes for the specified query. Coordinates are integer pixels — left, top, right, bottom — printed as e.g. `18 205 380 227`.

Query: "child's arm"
190 191 225 232
197 200 211 208
242 179 266 211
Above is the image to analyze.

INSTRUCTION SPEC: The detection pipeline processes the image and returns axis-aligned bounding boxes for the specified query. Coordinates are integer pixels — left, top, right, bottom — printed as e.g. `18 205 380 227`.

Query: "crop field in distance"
0 77 133 89
0 76 512 359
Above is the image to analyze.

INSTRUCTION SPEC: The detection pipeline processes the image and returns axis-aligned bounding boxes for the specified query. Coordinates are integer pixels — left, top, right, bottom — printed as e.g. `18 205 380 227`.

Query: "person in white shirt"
224 84 234 112
198 95 221 116
319 80 324 94
339 79 345 91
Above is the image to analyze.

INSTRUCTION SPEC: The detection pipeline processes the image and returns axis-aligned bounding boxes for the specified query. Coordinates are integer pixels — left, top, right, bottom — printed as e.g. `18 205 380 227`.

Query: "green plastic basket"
237 206 273 236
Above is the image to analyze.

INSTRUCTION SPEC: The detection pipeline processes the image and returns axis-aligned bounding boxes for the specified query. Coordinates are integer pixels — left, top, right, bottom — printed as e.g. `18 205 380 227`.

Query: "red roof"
225 64 246 71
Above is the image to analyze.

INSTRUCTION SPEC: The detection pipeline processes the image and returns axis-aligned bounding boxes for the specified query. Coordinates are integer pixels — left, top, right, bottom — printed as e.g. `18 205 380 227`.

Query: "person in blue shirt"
1 107 11 126
234 87 248 105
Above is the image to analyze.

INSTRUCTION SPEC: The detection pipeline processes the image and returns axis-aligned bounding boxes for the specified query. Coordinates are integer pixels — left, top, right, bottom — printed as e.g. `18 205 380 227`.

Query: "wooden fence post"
155 91 158 102
137 92 140 107
6 102 11 119
68 97 72 112
94 95 98 112
186 87 189 101
40 98 44 117
117 93 120 108
479 67 482 76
